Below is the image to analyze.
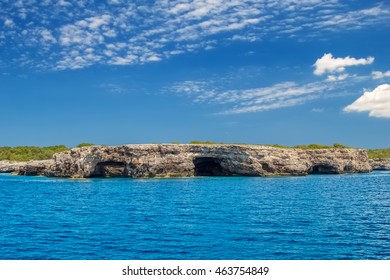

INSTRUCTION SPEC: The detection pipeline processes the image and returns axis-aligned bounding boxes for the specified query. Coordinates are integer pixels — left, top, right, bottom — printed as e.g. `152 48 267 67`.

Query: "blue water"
0 172 389 260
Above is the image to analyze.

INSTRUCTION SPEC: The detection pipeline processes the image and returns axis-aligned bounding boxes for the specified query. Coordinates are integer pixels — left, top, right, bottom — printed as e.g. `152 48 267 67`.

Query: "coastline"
1 144 384 179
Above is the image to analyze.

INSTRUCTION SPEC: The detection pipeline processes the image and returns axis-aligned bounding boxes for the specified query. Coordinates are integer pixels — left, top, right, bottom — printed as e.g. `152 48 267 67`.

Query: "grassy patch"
367 148 390 161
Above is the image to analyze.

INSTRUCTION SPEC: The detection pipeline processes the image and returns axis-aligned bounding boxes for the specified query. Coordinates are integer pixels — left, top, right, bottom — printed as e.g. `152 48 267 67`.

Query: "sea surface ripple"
0 172 389 259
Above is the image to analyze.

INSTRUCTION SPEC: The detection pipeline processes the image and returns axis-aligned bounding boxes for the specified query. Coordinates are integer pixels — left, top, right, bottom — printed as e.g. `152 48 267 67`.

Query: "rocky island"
0 144 377 178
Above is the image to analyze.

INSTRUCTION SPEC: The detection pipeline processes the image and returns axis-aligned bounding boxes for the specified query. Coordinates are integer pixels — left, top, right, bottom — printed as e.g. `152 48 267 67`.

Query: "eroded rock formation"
0 144 373 178
369 159 390 170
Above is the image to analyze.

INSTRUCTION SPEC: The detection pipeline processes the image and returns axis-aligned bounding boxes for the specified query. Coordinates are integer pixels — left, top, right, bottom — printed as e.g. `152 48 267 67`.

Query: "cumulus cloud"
314 53 374 76
372 70 390 80
344 84 390 118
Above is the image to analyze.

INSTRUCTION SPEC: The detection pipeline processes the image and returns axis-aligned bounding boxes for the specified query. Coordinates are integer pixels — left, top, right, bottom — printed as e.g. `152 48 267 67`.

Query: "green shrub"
333 143 350 148
76 142 94 148
0 145 70 161
189 140 218 145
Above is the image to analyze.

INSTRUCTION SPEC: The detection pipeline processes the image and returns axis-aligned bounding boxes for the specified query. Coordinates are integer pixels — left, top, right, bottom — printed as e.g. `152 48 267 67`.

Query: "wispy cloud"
372 70 390 80
311 4 390 31
0 0 389 70
170 79 339 115
326 74 349 82
344 84 390 118
168 53 377 115
312 108 325 113
99 83 127 95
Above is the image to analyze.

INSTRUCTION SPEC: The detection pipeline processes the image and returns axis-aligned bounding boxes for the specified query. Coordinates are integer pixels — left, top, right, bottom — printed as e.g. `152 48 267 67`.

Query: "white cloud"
145 55 161 62
312 108 324 113
230 33 259 42
58 15 112 48
83 15 111 30
40 29 57 44
109 54 138 65
372 70 390 80
58 0 72 7
326 74 349 82
108 0 122 5
314 53 374 76
344 84 390 118
4 19 14 27
169 3 192 14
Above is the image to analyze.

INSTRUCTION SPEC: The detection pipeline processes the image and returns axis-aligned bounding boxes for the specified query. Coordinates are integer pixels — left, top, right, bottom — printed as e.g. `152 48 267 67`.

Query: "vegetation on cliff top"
76 142 95 148
0 145 70 161
188 141 350 149
0 143 97 161
367 148 390 161
265 143 350 149
0 143 389 161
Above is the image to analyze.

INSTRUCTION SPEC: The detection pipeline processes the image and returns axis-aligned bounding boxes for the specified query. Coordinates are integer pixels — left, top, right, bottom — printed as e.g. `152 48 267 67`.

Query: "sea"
0 171 389 260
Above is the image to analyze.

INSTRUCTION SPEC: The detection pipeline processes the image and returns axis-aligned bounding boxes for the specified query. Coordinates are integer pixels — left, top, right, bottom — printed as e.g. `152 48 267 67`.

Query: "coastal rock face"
369 159 390 170
0 144 373 178
0 160 53 176
0 161 24 173
43 144 371 178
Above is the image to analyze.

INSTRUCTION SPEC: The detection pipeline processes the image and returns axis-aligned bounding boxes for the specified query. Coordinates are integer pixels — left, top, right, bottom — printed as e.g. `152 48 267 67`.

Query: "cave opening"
91 161 126 177
193 157 232 176
309 164 338 174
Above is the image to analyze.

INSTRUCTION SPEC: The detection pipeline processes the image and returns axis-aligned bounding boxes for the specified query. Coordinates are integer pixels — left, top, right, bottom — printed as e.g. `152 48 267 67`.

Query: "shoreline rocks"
369 159 390 170
0 144 376 178
0 160 53 176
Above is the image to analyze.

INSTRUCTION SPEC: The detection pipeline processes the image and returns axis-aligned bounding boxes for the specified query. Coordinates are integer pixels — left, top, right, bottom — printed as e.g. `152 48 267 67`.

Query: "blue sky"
1 0 390 148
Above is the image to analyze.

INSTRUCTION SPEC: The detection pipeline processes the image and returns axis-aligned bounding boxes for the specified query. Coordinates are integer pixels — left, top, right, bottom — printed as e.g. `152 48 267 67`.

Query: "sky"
0 0 390 148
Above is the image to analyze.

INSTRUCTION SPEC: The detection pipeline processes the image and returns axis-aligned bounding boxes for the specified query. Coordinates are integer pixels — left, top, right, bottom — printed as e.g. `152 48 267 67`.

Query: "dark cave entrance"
91 161 126 177
193 157 232 176
309 164 338 174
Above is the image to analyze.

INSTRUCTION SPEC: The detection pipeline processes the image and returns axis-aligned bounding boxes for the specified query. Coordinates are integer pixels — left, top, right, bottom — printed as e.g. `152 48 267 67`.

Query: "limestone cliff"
369 159 390 170
0 144 372 178
0 160 52 176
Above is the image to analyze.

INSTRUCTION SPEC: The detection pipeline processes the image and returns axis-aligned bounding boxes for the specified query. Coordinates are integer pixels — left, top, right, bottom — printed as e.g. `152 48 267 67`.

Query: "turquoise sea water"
0 172 389 260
